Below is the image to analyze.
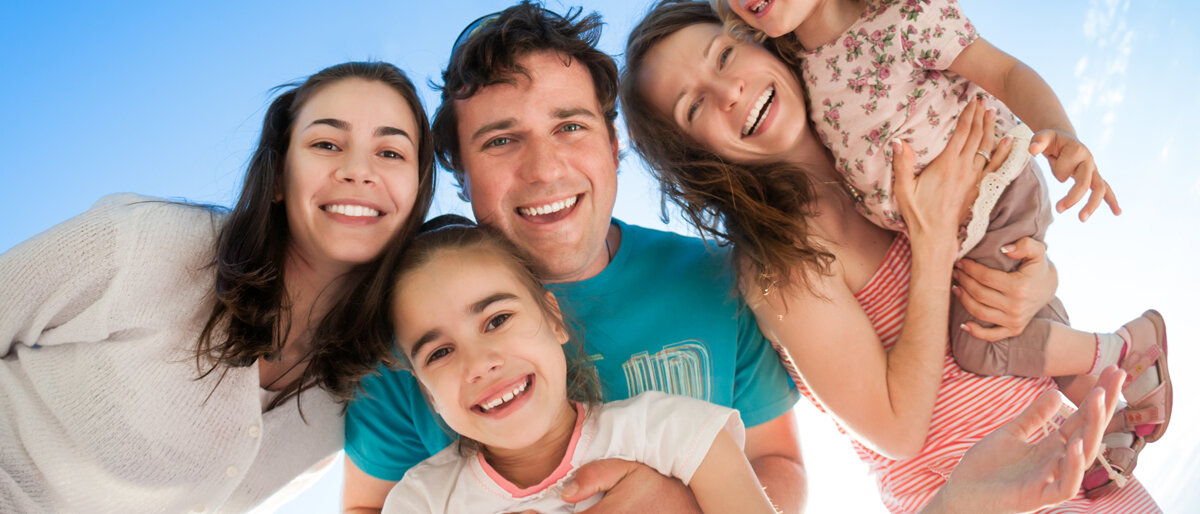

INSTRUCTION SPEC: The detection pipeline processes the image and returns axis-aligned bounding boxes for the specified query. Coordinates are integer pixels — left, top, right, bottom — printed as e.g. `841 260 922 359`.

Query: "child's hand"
1029 129 1121 221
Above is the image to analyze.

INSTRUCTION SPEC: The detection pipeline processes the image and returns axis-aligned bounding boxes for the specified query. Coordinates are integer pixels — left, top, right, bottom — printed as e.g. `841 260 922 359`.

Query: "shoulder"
383 448 468 513
615 220 731 279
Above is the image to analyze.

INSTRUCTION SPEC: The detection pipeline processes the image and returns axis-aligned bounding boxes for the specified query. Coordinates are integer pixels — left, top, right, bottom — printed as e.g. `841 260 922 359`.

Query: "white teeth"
325 204 381 217
742 86 775 137
518 196 577 217
750 0 771 14
478 378 530 413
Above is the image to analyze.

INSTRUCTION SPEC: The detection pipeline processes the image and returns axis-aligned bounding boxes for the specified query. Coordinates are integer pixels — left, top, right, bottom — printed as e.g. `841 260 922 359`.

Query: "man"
342 3 805 512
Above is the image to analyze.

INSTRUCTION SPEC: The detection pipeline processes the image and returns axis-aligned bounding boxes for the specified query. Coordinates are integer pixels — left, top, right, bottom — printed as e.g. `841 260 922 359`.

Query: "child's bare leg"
1043 322 1100 376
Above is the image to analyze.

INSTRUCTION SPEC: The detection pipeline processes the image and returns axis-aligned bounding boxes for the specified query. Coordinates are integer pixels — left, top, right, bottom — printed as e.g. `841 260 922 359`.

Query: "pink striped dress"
781 235 1160 512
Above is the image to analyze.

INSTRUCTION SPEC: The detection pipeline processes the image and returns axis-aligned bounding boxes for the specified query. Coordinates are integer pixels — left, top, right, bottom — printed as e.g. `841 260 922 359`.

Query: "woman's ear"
544 290 569 345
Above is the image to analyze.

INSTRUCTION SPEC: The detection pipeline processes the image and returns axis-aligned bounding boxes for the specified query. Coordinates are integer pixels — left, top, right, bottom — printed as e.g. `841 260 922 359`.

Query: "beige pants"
949 160 1069 377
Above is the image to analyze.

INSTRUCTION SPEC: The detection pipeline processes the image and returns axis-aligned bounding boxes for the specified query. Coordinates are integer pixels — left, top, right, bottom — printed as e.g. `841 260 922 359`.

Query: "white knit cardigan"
0 194 344 513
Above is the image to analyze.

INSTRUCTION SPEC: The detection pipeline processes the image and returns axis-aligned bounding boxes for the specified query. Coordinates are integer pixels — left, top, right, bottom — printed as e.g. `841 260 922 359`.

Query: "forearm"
751 454 807 514
997 62 1074 135
876 238 956 457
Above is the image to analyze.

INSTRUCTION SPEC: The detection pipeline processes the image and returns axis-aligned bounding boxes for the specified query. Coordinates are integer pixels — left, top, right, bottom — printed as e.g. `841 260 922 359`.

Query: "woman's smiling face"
637 22 812 165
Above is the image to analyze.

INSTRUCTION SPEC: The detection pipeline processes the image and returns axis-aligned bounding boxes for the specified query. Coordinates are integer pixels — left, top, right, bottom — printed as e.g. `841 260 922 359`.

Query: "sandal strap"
1122 341 1162 384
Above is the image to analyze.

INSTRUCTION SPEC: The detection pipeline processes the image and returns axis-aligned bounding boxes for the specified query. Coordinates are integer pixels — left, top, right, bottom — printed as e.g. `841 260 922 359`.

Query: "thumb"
561 458 637 503
1028 130 1053 156
1006 390 1063 441
998 236 1045 262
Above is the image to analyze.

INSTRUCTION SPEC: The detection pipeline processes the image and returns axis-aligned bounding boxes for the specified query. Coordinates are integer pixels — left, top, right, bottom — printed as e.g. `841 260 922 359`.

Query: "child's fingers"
1104 184 1122 215
1056 160 1093 213
1028 129 1054 158
1078 173 1109 222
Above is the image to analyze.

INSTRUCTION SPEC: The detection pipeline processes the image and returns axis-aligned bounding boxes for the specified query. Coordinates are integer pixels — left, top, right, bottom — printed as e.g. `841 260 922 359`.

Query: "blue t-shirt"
345 220 799 480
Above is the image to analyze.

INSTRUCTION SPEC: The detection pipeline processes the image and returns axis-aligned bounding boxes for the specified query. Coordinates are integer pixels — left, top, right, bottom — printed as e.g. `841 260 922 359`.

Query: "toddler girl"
711 0 1170 497
378 216 775 513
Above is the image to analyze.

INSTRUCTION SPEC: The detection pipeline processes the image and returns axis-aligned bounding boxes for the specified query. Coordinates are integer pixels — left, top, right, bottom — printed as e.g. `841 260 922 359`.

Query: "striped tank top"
780 235 1160 512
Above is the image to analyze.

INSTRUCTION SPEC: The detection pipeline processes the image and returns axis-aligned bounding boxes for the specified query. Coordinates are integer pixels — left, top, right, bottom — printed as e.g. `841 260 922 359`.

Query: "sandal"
1117 310 1172 442
1081 436 1146 499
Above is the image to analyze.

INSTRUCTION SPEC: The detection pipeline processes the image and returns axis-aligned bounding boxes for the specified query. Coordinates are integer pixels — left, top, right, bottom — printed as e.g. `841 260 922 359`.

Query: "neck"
482 401 579 489
794 0 868 50
258 248 351 389
544 223 621 284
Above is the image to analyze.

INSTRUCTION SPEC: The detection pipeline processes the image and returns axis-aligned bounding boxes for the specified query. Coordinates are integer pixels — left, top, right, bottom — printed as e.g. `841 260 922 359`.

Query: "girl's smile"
392 247 574 452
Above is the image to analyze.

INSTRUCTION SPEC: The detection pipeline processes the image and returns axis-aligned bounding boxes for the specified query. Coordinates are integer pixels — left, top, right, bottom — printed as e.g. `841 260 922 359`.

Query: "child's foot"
1116 310 1171 442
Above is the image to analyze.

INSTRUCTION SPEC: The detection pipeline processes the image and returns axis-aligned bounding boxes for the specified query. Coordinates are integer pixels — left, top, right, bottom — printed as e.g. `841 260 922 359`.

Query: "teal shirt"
345 220 799 480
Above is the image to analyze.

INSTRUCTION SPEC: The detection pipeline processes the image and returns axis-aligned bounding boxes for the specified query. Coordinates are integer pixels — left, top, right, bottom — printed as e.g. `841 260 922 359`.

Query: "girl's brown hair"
382 215 604 453
621 0 832 294
195 61 436 412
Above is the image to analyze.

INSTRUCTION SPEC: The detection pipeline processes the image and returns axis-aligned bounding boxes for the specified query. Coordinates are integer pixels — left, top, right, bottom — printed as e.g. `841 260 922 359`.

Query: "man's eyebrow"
554 107 598 120
409 329 441 361
375 126 414 143
470 292 518 314
470 119 516 142
308 118 350 131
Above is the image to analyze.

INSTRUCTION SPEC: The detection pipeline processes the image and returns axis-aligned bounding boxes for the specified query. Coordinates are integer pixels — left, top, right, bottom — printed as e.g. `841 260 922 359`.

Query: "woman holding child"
622 0 1161 511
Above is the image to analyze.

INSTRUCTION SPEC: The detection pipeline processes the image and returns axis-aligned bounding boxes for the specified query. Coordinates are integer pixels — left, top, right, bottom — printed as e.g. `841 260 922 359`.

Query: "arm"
748 102 1001 459
952 237 1058 342
689 429 777 514
949 38 1119 220
743 412 805 513
921 366 1124 513
342 455 395 514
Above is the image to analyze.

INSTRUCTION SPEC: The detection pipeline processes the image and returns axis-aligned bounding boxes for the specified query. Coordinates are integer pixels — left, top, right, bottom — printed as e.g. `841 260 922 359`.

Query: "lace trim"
957 124 1035 259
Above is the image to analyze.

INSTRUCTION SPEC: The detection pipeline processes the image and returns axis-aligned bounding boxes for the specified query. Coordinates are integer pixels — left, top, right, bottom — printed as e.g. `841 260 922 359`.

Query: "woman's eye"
426 346 452 365
687 99 701 123
313 141 339 151
379 149 405 160
485 313 512 332
486 137 511 148
719 46 733 68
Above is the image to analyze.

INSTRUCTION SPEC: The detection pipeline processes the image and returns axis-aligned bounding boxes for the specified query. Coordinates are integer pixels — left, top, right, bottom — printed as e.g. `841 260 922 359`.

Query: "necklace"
261 348 313 391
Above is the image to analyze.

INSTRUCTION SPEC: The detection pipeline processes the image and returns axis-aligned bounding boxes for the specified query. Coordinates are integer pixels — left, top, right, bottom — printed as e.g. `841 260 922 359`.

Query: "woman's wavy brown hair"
622 0 832 294
381 215 603 455
195 61 436 413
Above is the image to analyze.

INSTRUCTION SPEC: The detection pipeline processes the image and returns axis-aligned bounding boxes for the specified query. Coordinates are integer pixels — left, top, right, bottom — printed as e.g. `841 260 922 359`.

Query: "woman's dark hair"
431 1 619 197
195 61 436 412
621 0 832 294
381 215 604 454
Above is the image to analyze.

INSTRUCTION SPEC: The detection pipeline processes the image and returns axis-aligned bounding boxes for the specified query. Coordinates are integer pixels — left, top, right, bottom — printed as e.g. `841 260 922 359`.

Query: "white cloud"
1073 0 1134 146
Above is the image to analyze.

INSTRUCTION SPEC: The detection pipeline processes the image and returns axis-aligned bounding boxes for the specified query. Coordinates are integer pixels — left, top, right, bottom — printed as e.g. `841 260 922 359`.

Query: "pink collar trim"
477 403 586 498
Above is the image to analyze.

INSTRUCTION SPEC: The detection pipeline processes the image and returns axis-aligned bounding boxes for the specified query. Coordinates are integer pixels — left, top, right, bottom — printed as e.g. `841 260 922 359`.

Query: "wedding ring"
975 150 991 165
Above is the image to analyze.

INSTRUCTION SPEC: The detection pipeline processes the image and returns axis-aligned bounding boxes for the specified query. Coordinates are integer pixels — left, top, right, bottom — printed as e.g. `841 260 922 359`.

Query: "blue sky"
2 1 1198 512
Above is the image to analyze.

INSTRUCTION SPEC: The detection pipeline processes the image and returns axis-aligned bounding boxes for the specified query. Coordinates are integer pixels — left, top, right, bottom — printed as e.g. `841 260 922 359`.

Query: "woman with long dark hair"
0 61 435 512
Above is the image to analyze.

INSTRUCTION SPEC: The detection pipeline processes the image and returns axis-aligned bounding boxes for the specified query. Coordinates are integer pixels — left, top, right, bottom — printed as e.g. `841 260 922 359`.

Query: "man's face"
454 50 619 283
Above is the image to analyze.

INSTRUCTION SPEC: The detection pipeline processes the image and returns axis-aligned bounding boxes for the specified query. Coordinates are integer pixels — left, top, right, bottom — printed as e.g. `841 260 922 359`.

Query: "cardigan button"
248 425 261 438
226 466 239 477
190 503 206 513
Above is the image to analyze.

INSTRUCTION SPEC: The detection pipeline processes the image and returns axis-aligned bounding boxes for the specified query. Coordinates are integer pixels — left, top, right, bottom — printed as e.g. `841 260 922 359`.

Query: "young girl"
376 216 774 514
710 0 1170 496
